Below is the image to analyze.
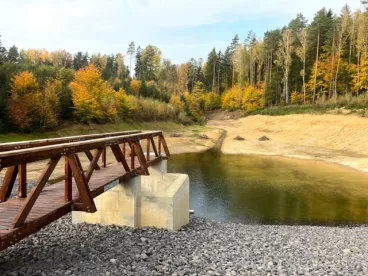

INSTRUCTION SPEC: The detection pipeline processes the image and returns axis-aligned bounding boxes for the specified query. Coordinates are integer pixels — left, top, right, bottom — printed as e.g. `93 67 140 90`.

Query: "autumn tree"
8 72 60 130
276 28 294 104
130 79 141 96
69 64 118 123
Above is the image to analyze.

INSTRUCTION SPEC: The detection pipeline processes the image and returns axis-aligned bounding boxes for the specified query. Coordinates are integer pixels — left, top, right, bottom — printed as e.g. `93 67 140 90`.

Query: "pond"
168 150 368 226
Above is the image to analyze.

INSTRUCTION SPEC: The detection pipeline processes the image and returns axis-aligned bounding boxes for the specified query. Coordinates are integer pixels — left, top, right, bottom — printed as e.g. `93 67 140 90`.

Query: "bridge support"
72 160 189 231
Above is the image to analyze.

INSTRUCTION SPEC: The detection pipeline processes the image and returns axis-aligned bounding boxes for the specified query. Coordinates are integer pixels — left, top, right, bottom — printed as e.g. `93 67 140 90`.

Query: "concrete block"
72 160 189 231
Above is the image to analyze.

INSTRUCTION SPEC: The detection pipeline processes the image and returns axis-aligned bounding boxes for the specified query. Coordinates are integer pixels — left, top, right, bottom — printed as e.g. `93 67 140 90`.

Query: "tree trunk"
303 49 306 105
357 52 361 96
232 63 235 89
212 62 216 92
217 63 220 94
313 30 320 104
329 36 335 100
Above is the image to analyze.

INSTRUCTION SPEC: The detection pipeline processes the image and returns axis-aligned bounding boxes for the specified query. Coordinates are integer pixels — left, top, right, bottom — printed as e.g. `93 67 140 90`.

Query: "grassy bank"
0 121 191 143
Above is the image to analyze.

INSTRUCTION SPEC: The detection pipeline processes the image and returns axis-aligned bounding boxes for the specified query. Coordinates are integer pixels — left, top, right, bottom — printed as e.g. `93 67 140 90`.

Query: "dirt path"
208 113 368 173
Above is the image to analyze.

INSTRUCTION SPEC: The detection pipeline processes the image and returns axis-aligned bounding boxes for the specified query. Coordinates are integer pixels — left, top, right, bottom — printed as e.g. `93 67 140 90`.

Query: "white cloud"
0 0 364 63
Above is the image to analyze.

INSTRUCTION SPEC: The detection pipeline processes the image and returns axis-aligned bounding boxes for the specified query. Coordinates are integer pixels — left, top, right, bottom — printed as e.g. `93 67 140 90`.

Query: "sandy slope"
208 114 368 173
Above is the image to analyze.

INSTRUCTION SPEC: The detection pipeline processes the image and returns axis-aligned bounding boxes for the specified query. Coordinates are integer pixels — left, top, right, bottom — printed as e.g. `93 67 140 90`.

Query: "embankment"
208 113 368 173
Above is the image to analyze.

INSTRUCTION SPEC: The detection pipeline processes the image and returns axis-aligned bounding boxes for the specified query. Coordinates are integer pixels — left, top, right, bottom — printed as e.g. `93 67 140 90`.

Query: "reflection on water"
168 150 368 225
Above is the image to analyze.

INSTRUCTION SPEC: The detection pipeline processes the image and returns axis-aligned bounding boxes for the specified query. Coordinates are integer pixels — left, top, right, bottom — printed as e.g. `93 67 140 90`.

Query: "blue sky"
0 0 364 64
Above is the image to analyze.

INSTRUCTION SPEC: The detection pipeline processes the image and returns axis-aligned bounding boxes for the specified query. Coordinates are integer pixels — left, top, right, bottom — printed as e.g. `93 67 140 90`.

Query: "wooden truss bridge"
0 130 170 251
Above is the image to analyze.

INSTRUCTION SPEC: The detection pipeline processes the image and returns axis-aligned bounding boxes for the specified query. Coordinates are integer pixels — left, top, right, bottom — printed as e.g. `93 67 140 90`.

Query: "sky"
0 0 365 64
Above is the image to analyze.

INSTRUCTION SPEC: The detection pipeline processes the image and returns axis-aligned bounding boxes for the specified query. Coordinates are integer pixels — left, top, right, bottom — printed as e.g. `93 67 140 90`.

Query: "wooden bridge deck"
0 131 170 251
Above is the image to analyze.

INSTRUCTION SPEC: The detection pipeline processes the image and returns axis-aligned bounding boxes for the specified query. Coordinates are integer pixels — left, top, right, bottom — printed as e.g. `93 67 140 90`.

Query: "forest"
0 3 367 132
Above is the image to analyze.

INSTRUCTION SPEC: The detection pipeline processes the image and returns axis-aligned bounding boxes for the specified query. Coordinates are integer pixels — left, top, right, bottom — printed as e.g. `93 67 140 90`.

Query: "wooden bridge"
0 130 170 251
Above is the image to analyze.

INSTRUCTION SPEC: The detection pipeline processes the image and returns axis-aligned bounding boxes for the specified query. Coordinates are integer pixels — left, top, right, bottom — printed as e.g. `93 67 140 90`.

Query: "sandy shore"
208 113 368 173
2 113 368 181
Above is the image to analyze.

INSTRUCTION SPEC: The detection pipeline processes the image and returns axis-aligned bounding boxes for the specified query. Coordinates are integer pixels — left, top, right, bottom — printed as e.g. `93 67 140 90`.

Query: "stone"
258 135 270 141
171 133 183 137
233 135 245 140
199 134 209 139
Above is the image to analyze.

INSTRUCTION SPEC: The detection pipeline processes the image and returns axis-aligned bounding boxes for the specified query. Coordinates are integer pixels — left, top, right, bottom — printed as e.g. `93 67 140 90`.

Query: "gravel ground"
0 177 36 198
1 214 368 276
1 178 368 275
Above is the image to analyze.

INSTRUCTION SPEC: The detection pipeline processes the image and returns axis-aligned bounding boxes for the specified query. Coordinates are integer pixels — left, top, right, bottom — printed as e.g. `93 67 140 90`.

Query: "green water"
168 150 368 225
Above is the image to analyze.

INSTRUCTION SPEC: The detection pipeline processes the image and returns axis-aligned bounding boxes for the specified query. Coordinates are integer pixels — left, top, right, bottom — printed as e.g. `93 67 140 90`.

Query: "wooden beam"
0 166 19 202
12 157 60 228
146 139 151 161
110 145 130 172
121 143 126 157
0 130 141 152
132 142 149 175
150 137 158 157
64 156 72 202
158 137 162 156
84 150 101 170
159 135 171 158
85 148 103 183
0 131 162 169
102 147 107 168
67 154 96 213
18 164 27 198
130 143 135 169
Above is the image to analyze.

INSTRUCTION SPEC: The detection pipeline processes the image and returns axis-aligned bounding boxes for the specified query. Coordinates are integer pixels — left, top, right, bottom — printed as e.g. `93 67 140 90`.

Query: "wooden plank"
64 156 72 202
85 148 103 183
0 166 19 203
67 155 96 213
12 157 60 228
84 150 101 170
18 164 27 198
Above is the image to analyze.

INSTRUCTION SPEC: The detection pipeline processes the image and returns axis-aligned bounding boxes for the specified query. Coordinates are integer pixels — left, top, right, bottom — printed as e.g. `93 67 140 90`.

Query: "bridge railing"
0 131 170 229
0 130 142 152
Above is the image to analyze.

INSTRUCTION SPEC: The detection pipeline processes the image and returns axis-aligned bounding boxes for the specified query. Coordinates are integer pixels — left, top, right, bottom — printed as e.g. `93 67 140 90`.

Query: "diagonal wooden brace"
84 150 101 170
132 142 149 175
0 166 18 203
110 145 131 172
85 148 103 183
12 157 60 228
67 154 96 213
159 135 171 159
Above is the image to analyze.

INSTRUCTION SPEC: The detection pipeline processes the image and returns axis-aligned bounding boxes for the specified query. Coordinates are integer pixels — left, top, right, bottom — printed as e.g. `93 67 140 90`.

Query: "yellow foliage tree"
130 79 141 96
69 64 118 123
169 94 185 114
221 85 242 111
242 86 266 112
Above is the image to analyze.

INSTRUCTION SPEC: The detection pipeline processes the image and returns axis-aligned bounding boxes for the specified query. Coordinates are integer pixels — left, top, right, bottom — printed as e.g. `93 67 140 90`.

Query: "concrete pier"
72 160 189 231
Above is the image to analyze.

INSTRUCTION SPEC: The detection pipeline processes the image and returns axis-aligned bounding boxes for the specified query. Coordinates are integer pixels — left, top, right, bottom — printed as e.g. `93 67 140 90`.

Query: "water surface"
168 150 368 225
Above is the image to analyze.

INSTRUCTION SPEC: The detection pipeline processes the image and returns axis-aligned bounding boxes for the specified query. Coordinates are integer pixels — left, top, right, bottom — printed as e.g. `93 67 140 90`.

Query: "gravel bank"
1 214 368 276
0 177 36 198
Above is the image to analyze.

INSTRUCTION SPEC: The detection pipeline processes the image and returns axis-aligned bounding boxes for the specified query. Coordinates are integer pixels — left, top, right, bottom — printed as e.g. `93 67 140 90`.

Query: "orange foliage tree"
8 72 60 130
69 64 120 123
